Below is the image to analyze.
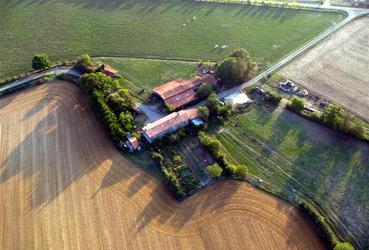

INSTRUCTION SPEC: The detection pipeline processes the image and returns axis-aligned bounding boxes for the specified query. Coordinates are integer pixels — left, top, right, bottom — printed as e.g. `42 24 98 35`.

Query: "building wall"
143 120 190 143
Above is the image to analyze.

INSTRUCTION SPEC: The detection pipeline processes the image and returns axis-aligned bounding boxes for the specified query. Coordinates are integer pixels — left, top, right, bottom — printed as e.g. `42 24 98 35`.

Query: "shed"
102 65 119 77
125 136 141 152
224 92 253 108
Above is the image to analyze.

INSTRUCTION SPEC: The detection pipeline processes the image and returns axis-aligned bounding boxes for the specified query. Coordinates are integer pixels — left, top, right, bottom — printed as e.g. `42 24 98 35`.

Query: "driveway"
137 103 166 124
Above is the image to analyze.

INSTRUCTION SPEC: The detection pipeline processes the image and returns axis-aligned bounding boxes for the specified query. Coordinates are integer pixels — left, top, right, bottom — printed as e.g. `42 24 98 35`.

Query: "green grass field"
0 0 343 79
214 102 369 245
97 58 196 101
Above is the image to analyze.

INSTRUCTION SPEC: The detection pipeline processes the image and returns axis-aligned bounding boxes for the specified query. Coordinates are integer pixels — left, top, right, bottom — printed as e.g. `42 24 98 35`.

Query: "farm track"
0 81 326 249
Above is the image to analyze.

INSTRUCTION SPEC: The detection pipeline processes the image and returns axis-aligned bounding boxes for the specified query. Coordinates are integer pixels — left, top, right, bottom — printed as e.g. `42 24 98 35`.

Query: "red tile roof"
128 137 140 150
103 65 119 75
143 109 199 140
152 74 216 109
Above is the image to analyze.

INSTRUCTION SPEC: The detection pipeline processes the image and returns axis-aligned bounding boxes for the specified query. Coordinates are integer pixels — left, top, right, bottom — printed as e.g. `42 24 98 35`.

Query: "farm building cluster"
152 74 217 110
122 70 253 152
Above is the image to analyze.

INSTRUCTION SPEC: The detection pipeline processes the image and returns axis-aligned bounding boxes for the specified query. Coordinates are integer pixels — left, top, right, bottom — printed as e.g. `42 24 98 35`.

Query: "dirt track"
0 81 326 249
282 18 369 121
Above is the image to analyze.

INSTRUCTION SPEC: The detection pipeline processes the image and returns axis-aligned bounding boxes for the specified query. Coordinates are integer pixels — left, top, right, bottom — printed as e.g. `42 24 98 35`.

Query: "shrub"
207 163 223 178
288 97 305 112
32 53 51 70
198 132 221 158
236 164 248 178
225 164 248 178
151 152 164 164
334 242 355 250
264 90 282 105
198 106 210 122
196 83 213 99
165 103 174 112
74 54 95 73
309 111 321 122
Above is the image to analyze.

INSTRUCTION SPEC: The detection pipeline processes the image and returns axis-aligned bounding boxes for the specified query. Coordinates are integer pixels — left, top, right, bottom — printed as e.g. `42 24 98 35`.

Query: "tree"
288 97 305 112
206 93 221 116
119 111 134 132
78 72 111 94
74 54 94 73
321 104 345 129
196 83 213 99
333 242 355 250
236 164 248 178
32 53 51 70
216 49 256 86
198 106 209 122
207 163 223 178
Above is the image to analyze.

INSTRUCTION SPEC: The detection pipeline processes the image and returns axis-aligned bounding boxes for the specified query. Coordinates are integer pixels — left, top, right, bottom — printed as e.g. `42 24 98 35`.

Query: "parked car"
297 89 309 97
305 105 320 113
279 80 299 93
253 86 267 96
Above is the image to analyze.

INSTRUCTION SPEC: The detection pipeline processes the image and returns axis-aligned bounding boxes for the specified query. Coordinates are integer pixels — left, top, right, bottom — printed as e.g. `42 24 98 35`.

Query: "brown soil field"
282 18 369 121
0 81 326 250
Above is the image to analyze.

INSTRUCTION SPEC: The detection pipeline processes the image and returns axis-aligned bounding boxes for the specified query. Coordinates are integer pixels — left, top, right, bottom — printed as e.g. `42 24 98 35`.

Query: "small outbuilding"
102 65 119 77
125 136 141 152
224 92 253 109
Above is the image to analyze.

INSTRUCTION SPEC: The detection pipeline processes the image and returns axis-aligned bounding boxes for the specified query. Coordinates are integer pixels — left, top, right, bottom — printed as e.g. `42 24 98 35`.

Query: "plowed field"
0 81 326 249
283 18 369 121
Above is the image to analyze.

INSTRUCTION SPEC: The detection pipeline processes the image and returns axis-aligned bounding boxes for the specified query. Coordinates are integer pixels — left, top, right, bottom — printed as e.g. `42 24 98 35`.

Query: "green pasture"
0 0 343 79
215 103 369 243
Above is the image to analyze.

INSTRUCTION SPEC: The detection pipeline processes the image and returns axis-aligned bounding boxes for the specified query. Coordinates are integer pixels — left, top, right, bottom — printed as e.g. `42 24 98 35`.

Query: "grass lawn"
96 58 197 101
0 0 344 79
214 102 369 244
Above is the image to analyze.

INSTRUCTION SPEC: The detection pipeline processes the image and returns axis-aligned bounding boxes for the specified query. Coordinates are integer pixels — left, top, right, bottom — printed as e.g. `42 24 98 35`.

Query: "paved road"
203 2 369 103
0 67 80 94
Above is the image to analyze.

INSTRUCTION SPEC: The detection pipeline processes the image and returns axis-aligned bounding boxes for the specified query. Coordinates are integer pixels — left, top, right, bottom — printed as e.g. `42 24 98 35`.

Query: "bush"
165 103 174 112
225 164 248 179
334 242 355 250
74 54 95 73
32 53 51 70
264 90 282 105
288 97 305 112
236 164 248 178
196 83 213 99
198 131 221 159
207 163 223 178
198 106 210 122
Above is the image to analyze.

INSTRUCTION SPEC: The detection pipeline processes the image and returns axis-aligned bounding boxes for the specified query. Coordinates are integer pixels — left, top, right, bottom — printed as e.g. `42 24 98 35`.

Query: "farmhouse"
152 74 216 110
142 108 200 143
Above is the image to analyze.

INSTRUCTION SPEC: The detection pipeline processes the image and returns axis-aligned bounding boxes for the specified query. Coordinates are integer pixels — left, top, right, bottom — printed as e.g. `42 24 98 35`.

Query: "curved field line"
0 81 326 249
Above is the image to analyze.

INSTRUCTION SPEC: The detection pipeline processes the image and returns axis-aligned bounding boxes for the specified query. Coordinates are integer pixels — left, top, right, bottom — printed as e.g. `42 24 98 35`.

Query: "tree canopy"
32 53 51 70
74 54 94 73
322 104 345 129
216 49 256 86
288 97 305 112
207 163 223 178
196 82 213 99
